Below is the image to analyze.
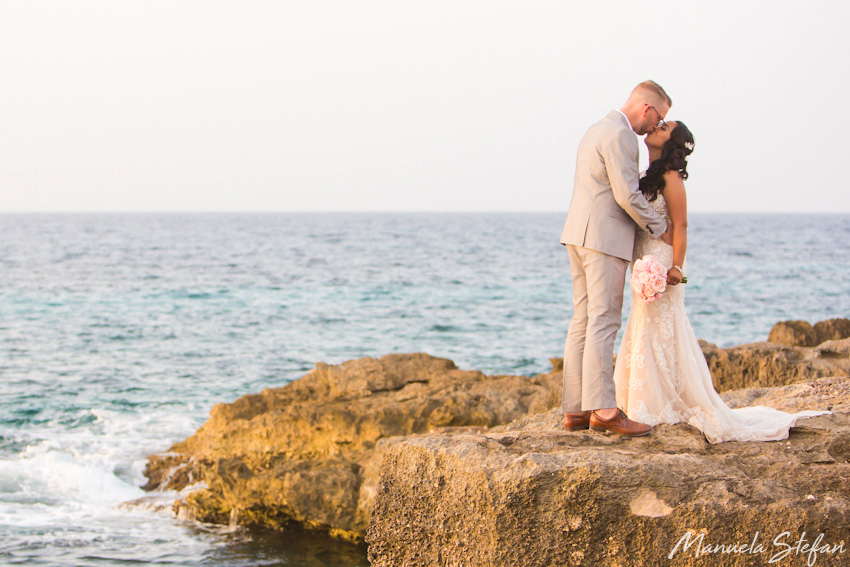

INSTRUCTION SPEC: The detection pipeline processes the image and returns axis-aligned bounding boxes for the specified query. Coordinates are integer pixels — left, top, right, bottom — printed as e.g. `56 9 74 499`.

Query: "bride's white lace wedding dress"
613 193 828 443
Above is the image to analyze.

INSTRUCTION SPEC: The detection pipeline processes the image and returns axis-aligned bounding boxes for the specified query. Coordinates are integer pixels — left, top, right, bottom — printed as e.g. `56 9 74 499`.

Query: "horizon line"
0 209 848 215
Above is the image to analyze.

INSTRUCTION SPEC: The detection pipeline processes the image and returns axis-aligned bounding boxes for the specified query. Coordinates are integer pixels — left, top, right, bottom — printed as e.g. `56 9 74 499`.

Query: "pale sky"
1 1 848 213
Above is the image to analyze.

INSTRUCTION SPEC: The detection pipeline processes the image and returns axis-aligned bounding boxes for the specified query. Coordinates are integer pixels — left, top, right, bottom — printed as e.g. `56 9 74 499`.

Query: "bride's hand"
667 266 683 285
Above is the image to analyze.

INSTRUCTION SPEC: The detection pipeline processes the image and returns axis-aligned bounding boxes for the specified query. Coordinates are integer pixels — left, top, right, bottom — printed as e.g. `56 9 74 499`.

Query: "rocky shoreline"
144 353 564 540
143 319 850 564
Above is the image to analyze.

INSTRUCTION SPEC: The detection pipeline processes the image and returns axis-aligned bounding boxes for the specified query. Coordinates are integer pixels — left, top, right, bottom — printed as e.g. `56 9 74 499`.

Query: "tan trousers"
562 244 628 412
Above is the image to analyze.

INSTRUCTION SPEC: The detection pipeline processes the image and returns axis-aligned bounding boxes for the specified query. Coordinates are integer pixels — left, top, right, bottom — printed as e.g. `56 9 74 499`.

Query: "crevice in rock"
369 379 430 394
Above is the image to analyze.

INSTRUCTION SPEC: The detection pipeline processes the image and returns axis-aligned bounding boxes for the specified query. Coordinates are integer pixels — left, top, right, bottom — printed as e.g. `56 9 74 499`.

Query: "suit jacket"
560 110 666 261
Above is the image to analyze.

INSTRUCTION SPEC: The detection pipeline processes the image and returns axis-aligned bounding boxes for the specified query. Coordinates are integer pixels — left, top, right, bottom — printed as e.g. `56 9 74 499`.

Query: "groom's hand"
660 224 674 245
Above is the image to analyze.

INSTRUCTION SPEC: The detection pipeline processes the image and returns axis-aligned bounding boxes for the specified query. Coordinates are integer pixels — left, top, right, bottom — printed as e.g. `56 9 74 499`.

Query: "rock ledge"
366 379 850 566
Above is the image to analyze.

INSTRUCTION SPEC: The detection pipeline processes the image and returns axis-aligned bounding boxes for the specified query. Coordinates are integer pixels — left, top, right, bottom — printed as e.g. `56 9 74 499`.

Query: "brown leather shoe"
563 411 592 431
589 409 652 437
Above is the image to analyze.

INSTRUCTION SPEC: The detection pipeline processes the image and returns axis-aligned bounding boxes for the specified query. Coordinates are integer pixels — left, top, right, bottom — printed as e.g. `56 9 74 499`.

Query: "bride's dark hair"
639 121 695 201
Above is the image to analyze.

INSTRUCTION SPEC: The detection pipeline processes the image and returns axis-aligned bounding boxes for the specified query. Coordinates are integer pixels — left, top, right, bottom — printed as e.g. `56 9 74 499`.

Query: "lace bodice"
648 192 669 218
633 193 680 274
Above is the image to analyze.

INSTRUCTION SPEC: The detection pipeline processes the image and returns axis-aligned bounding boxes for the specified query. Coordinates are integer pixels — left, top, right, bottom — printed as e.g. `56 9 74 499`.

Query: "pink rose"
651 275 666 293
649 261 666 277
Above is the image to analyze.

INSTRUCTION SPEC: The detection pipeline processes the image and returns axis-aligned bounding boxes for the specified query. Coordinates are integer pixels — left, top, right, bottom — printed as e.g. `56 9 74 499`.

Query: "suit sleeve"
604 128 667 238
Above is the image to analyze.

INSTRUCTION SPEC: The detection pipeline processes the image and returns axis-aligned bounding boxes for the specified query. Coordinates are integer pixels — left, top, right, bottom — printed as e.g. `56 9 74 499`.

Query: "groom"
559 81 672 436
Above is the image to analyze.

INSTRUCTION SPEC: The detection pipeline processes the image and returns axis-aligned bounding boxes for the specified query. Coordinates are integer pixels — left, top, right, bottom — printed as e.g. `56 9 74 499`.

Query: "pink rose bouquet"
631 255 686 303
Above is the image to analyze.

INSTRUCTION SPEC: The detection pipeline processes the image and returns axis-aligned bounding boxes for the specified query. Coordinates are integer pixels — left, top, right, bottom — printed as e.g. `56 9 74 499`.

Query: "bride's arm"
662 171 688 285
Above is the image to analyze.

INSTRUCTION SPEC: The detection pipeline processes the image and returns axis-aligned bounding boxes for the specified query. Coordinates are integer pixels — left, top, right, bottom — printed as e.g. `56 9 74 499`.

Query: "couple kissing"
559 80 826 443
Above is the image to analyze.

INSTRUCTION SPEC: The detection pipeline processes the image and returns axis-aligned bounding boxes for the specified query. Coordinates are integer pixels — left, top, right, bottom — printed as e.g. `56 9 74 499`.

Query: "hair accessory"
684 141 694 151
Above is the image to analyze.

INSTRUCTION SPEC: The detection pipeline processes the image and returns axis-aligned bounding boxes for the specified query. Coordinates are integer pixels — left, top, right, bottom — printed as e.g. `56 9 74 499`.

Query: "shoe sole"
564 425 590 431
589 425 652 436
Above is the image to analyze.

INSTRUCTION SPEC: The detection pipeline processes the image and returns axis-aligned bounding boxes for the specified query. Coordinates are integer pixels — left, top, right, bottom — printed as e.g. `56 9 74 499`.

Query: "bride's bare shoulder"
663 170 686 188
661 170 686 197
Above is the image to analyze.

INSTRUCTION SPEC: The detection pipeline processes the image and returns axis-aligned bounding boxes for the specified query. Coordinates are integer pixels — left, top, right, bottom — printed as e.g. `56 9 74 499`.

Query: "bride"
612 120 828 443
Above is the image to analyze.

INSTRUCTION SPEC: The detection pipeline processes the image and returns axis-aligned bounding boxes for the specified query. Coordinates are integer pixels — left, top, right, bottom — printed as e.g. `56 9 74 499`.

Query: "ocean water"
1 212 848 566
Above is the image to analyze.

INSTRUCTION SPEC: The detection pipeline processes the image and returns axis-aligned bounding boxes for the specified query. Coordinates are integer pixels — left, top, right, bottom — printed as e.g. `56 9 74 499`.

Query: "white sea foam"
0 406 200 526
18 448 142 506
0 405 219 565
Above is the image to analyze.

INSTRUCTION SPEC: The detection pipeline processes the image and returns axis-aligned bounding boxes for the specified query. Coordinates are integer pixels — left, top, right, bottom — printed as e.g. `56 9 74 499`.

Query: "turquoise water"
1 212 848 566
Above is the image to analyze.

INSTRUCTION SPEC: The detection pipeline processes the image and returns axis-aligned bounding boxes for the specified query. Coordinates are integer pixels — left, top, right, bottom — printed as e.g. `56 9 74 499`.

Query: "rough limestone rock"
815 318 850 345
143 353 561 540
701 338 850 392
366 377 850 567
768 320 819 347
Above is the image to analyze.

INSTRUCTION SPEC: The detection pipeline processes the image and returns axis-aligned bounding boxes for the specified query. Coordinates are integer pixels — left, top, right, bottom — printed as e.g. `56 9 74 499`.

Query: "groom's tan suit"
560 110 667 412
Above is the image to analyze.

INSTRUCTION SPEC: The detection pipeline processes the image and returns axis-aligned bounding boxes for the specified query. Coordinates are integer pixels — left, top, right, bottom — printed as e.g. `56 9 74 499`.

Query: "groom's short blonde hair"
632 80 672 108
